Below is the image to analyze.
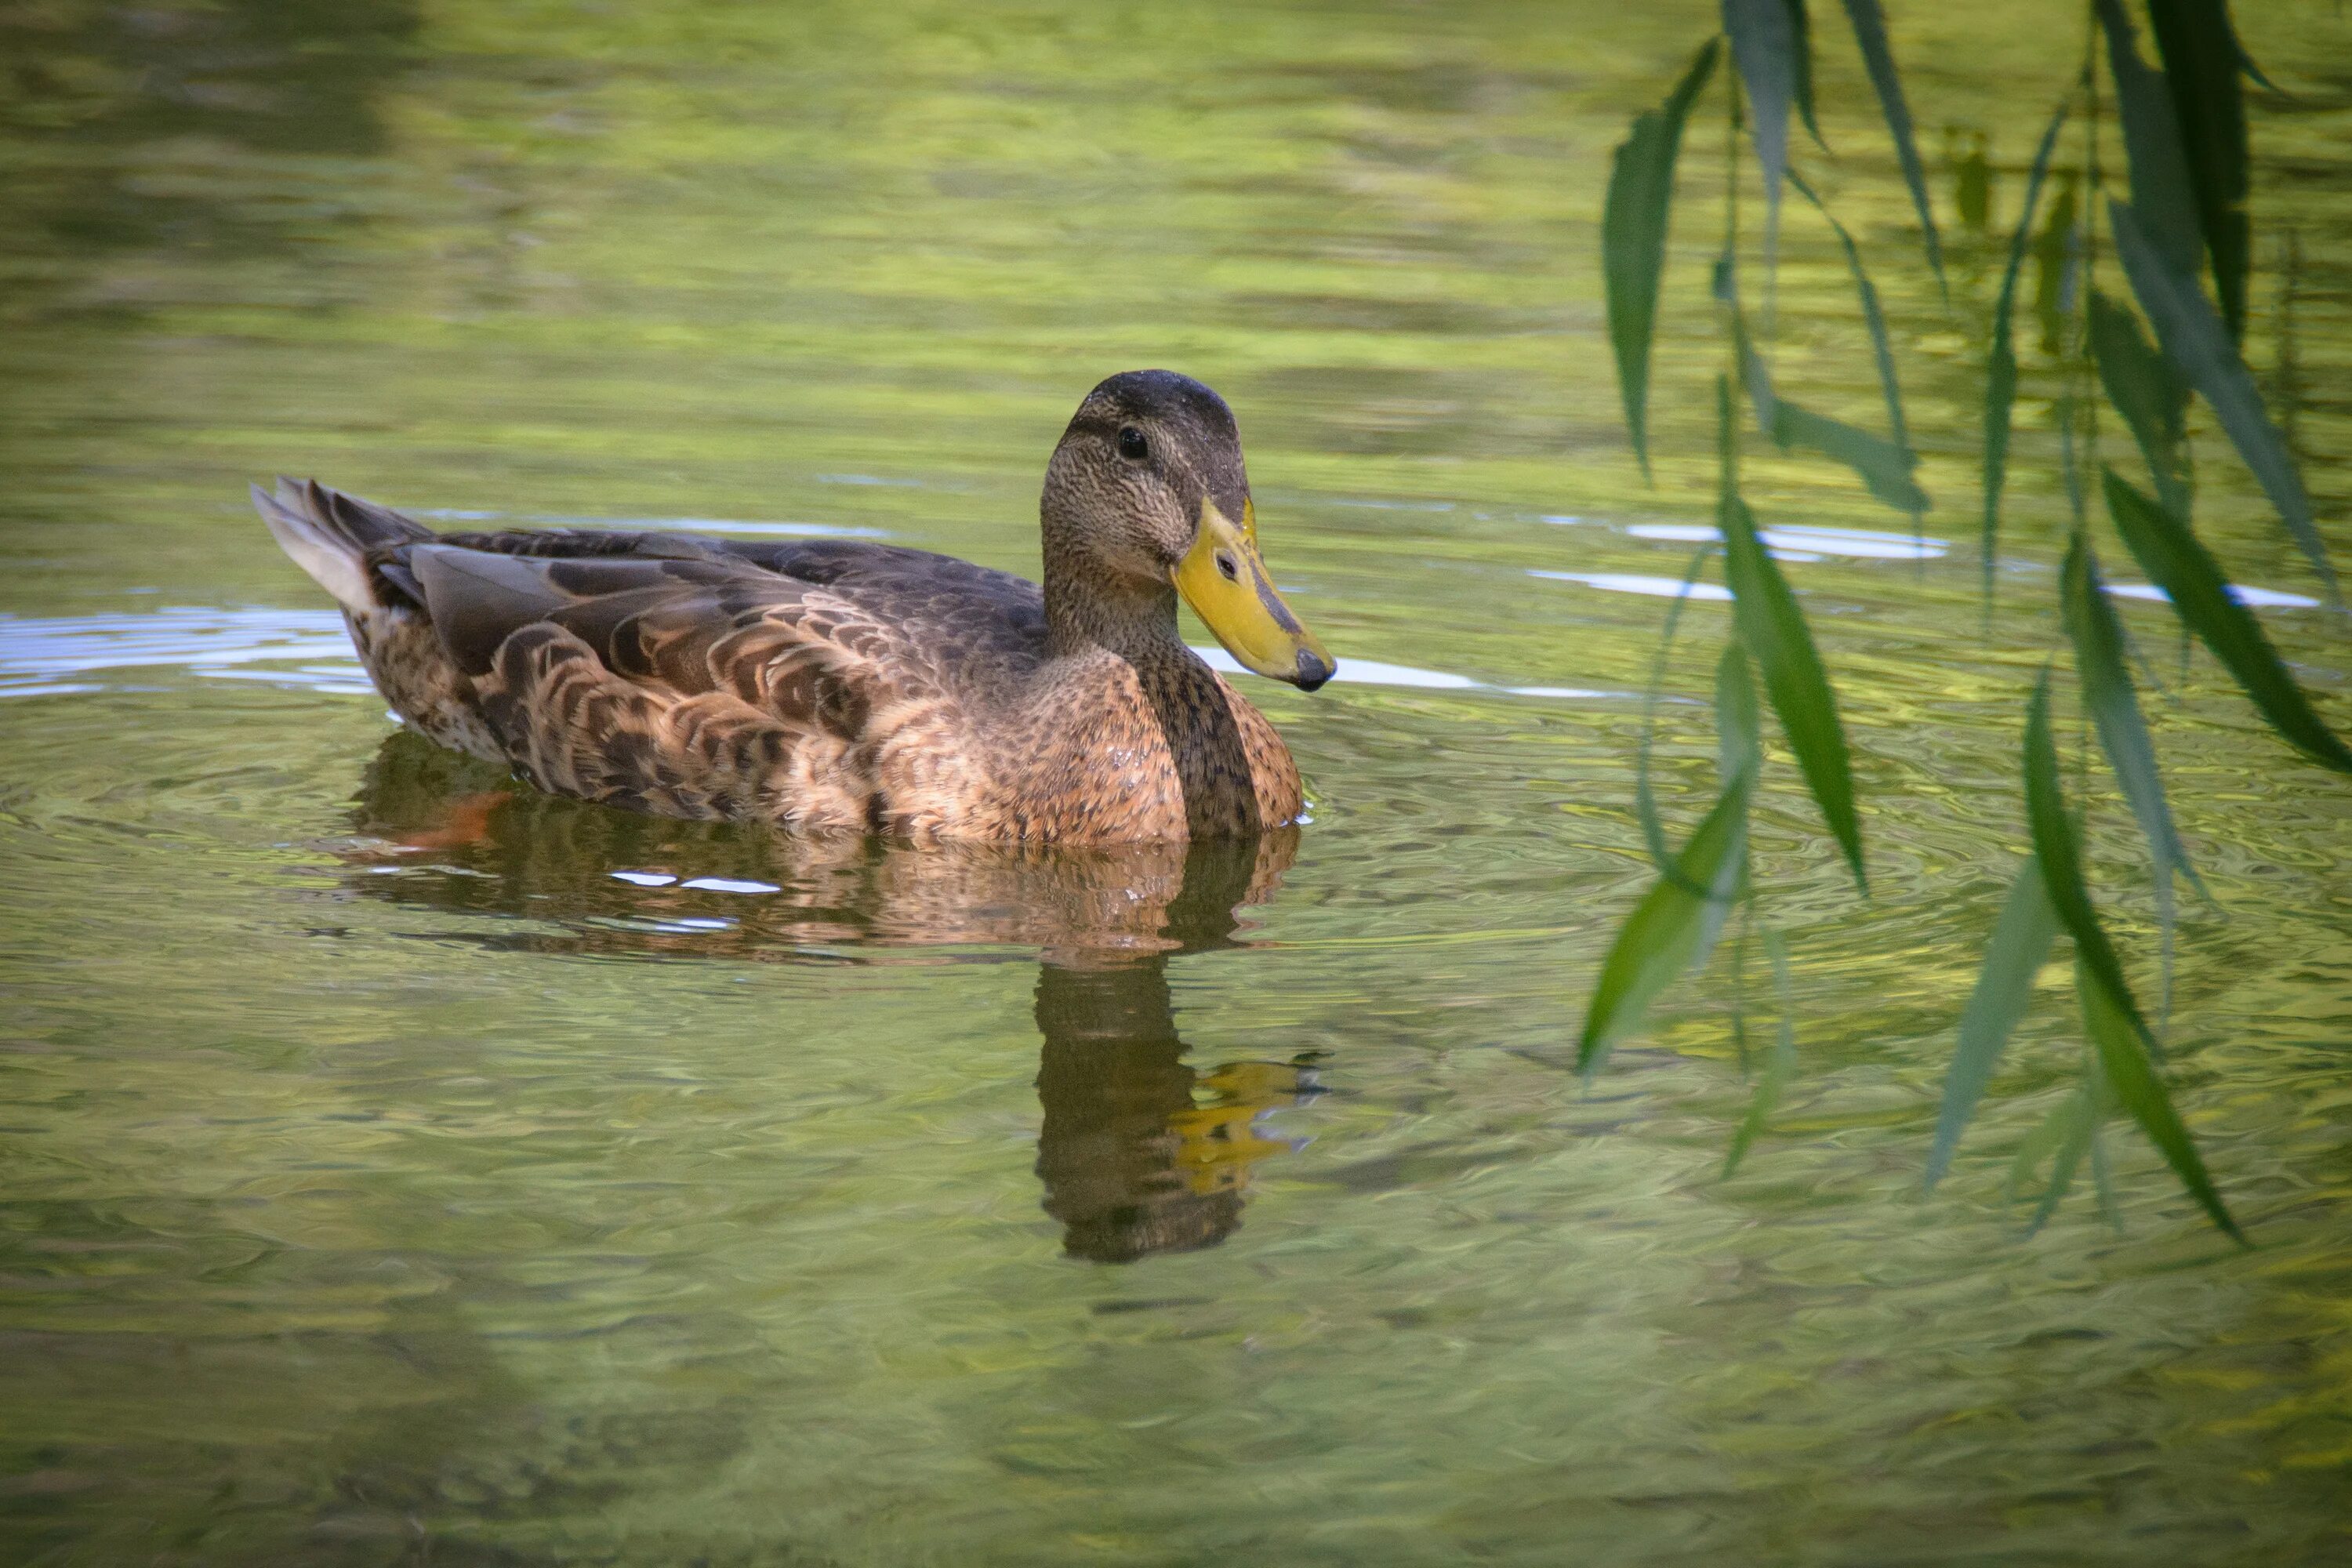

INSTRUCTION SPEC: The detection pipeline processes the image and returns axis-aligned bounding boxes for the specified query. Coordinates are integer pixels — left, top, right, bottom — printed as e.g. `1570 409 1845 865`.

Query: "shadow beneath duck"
336 728 1322 1262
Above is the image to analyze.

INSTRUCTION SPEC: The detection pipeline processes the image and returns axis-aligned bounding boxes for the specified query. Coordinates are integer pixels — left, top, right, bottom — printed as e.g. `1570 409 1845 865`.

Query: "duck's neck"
1044 568 1191 670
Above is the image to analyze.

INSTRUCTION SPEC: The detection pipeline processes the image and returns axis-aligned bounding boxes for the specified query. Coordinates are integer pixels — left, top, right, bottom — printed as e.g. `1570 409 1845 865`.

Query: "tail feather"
252 477 435 613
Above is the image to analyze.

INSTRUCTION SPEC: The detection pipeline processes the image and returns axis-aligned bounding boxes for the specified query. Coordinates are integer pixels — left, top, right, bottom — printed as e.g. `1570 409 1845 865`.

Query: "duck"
253 369 1335 843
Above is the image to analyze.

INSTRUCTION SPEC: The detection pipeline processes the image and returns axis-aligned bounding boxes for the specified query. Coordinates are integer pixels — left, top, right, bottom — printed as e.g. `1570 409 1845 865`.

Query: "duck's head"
1043 369 1334 691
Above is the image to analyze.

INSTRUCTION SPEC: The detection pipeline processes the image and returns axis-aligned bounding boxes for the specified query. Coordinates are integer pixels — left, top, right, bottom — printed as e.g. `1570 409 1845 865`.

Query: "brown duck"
254 370 1334 842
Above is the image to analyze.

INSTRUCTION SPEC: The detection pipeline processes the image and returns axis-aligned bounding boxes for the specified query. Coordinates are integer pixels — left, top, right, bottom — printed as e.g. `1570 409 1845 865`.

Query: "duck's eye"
1118 426 1149 461
1215 550 1239 582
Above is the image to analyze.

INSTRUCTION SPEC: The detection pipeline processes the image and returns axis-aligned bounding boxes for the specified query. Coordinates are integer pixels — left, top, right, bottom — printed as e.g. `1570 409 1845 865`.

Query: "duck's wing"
402 542 949 826
436 529 1052 694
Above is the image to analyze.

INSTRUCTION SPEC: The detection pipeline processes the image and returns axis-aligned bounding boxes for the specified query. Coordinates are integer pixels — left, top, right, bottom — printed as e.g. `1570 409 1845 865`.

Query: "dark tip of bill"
1294 649 1334 691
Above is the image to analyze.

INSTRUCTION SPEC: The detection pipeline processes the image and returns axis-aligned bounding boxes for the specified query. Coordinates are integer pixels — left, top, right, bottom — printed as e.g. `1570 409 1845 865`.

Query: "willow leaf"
1720 494 1867 892
1634 546 1721 888
1724 0 1798 281
2074 948 2241 1240
1784 0 1820 148
2110 199 2337 604
1577 777 1752 1075
2095 0 2202 279
1723 926 1795 1178
1605 39 1721 481
1926 855 2060 1191
1772 401 1929 515
2146 0 2252 341
2087 289 2192 520
1717 640 1762 789
2027 1077 2097 1234
2022 671 2151 1049
1836 0 1944 292
2063 533 2205 1021
1983 100 2071 604
1789 171 1914 458
2005 1089 2082 1201
2101 470 2352 773
2025 673 2243 1241
1719 232 1926 519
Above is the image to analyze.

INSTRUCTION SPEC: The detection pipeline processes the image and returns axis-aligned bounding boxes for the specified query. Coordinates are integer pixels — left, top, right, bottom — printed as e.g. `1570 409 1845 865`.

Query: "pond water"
5 2 2351 1563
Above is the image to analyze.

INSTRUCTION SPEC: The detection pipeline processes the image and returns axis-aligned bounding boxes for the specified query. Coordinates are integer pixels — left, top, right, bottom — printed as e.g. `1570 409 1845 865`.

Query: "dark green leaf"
2024 671 2241 1243
2102 470 2352 773
1724 0 1798 277
1790 170 1914 457
1982 100 2071 604
2023 670 2150 1047
1603 39 1721 481
1926 855 2060 1190
2005 1088 2083 1201
1771 401 1930 514
2031 173 2080 356
1954 131 1990 232
1784 0 1820 148
2147 0 2252 341
1719 221 1926 519
1836 0 1944 292
2027 1076 2096 1234
2110 198 2338 604
1723 926 1795 1178
1716 641 1762 789
1634 546 1720 884
2063 532 2206 1022
2088 289 2193 520
1720 492 1867 893
2095 0 2203 280
1577 778 1752 1075
2074 947 2242 1241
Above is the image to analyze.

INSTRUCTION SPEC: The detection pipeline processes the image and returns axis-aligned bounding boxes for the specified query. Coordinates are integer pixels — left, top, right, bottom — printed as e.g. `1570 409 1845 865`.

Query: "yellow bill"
1172 498 1335 691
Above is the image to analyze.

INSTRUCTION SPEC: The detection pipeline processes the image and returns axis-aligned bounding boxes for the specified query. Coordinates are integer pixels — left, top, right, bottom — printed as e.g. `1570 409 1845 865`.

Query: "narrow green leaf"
1789 171 1915 459
1771 401 1930 515
1634 547 1733 893
2094 0 2203 280
2027 1078 2097 1234
2031 173 2080 357
1720 492 1867 893
1716 641 1762 789
2110 199 2338 604
2005 1089 2082 1201
1982 99 2071 604
1723 926 1796 1178
1836 0 1944 292
1577 778 1753 1076
2022 670 2151 1049
2101 470 2352 773
2063 532 2205 1023
1953 130 1990 233
1603 38 1722 481
1925 855 2060 1190
2074 949 2242 1241
2146 0 2253 342
1724 0 1798 279
1719 220 1926 520
2087 1060 2124 1232
1783 0 1821 148
2024 672 2242 1243
2087 289 2193 520
2064 534 2200 869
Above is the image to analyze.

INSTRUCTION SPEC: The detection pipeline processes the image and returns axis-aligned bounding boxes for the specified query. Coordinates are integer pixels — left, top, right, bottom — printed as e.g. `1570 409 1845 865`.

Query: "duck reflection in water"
339 729 1321 1261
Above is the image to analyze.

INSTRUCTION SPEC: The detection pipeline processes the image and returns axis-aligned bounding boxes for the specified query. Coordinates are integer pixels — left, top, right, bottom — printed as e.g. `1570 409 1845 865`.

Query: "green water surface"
4 2 2351 1563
